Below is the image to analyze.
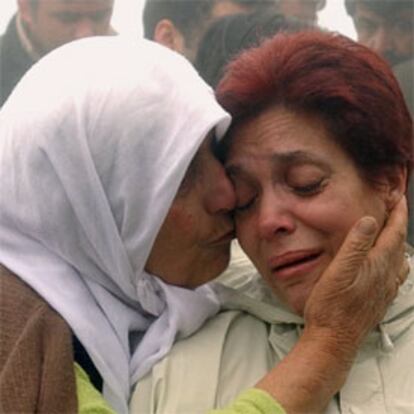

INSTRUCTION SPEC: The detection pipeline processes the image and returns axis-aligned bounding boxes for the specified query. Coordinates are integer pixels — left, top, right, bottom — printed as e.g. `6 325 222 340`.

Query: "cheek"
168 207 197 237
235 180 386 264
301 189 385 255
307 205 356 254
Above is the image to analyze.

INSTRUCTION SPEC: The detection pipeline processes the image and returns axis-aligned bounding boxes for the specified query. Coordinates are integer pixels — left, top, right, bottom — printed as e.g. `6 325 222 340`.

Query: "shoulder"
0 265 73 358
1 264 48 309
344 271 414 413
0 265 77 412
131 309 271 414
0 264 65 325
0 263 73 353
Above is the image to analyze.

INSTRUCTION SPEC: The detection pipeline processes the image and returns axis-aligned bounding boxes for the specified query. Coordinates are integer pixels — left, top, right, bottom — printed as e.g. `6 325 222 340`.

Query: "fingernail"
357 217 377 235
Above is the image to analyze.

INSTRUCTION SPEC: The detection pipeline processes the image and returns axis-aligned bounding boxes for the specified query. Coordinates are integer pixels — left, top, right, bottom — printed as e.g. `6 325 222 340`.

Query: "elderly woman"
0 36 408 414
131 31 414 414
0 35 236 413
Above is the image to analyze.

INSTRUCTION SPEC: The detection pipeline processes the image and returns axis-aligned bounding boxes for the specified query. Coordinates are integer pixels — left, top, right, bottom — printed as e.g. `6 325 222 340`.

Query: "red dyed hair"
217 31 413 183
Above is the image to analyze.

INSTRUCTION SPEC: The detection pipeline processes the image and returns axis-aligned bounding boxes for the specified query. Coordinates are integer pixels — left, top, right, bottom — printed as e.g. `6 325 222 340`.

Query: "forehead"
175 131 217 196
191 131 216 167
226 107 336 162
234 106 325 138
183 131 215 171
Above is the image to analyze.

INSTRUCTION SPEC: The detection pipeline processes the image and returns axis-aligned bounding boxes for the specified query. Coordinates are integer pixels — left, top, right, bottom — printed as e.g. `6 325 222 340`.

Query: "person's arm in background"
255 197 408 414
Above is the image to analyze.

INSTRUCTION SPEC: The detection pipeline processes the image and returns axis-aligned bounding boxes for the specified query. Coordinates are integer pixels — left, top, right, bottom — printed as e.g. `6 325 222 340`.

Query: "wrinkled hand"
304 197 408 345
255 199 408 414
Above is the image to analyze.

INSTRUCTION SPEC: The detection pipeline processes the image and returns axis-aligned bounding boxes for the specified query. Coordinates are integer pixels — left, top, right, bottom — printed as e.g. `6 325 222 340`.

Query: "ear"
382 166 408 211
153 19 186 55
18 0 36 24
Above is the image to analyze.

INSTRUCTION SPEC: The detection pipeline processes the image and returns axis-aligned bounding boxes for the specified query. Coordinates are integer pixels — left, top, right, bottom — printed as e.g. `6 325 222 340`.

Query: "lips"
269 250 322 280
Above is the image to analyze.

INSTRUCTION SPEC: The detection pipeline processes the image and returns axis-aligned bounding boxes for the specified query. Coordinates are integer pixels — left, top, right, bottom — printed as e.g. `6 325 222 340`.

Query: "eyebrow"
272 150 327 165
226 150 329 176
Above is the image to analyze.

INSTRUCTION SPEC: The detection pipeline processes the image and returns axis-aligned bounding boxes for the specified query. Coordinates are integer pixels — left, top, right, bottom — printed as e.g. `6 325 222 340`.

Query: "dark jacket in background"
394 59 414 245
394 59 414 116
0 15 34 107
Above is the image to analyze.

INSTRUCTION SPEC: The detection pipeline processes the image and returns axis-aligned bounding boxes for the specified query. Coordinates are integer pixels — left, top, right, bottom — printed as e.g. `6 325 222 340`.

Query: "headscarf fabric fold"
0 36 230 412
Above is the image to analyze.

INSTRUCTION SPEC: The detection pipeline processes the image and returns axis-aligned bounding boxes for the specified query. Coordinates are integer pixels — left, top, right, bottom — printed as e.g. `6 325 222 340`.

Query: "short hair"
195 10 312 87
217 31 413 184
143 0 213 40
142 0 275 41
345 0 413 18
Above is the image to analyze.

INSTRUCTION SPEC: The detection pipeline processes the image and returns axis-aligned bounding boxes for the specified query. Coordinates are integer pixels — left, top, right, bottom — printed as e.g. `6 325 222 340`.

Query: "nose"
73 19 96 39
205 161 236 214
257 192 296 241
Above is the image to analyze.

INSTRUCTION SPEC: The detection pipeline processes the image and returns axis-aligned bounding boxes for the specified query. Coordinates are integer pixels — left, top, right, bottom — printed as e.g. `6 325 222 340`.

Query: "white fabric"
0 36 231 413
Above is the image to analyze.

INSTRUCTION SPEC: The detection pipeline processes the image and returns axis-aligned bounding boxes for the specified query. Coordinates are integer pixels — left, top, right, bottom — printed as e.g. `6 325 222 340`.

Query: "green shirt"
75 363 115 414
209 389 285 414
75 362 285 414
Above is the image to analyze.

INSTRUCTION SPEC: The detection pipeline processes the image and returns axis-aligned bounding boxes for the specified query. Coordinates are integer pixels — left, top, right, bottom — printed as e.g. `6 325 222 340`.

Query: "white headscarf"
0 37 231 412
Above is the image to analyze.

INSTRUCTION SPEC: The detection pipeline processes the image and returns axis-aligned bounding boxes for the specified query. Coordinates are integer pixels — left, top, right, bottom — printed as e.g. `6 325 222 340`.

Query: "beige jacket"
131 250 414 414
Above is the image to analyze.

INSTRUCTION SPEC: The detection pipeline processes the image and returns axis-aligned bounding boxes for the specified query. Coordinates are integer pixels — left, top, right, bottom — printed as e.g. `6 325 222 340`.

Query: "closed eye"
292 178 325 196
235 196 256 213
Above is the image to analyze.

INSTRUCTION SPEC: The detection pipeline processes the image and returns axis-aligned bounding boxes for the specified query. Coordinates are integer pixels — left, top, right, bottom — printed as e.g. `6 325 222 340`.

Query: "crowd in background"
1 0 413 239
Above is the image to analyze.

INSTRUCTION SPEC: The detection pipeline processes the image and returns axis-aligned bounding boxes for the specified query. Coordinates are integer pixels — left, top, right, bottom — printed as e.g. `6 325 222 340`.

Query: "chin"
212 252 232 277
188 255 231 288
290 301 306 316
285 285 315 316
211 254 232 279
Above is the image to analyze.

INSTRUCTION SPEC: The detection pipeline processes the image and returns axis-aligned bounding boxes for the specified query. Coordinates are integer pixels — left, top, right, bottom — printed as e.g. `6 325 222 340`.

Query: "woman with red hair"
132 31 414 413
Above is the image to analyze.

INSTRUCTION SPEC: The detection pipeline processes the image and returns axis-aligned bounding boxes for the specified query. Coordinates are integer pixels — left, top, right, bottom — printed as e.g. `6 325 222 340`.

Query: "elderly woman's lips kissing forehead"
268 249 323 280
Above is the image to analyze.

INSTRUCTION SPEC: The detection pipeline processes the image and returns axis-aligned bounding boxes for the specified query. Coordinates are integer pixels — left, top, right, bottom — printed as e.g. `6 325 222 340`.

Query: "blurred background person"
0 0 115 107
345 0 414 244
142 0 327 62
277 0 326 24
194 10 312 88
344 0 413 67
142 0 276 62
344 0 413 110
